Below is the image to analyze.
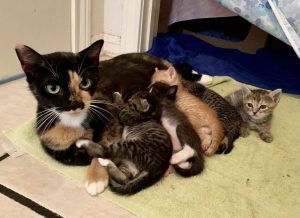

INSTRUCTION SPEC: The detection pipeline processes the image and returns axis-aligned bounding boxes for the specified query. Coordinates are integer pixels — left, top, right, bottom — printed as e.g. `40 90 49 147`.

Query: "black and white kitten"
147 82 204 177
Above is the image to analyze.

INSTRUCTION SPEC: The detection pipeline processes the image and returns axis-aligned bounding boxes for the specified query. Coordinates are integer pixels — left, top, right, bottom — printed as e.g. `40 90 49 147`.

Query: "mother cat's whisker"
88 106 111 121
41 113 59 135
90 100 118 109
36 109 57 126
36 109 58 133
88 107 110 128
89 104 114 118
35 110 57 124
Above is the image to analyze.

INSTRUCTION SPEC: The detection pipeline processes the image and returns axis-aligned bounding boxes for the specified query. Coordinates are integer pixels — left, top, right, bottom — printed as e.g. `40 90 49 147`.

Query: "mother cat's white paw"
85 180 108 196
75 139 90 148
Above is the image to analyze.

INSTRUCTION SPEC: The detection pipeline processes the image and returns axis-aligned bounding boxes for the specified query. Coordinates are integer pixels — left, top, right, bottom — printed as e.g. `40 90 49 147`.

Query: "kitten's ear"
15 44 44 75
269 89 282 104
241 86 252 96
78 39 104 65
164 66 177 80
167 85 178 99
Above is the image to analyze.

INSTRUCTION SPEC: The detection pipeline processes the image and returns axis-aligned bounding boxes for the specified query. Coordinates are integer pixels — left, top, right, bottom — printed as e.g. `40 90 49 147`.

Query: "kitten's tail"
174 154 204 177
109 171 154 195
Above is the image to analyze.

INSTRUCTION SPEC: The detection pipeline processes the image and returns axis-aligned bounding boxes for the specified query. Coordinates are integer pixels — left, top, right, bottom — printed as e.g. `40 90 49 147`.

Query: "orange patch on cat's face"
68 70 91 108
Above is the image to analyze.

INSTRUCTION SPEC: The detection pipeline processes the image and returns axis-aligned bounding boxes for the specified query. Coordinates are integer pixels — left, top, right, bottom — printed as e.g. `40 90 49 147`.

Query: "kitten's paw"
260 132 273 143
240 128 250 137
76 139 90 148
98 158 113 167
85 180 108 196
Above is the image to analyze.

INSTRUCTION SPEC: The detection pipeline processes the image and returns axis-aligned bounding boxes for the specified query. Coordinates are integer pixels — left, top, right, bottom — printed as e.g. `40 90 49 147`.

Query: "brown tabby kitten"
147 82 204 177
225 86 281 142
76 91 172 195
152 66 225 156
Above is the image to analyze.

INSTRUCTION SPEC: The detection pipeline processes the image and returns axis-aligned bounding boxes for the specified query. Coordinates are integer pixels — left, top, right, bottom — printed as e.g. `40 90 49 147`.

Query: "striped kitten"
77 91 172 195
152 66 225 156
225 86 281 142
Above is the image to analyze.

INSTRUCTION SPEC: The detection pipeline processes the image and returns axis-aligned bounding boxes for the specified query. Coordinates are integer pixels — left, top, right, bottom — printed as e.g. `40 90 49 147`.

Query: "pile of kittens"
77 66 282 195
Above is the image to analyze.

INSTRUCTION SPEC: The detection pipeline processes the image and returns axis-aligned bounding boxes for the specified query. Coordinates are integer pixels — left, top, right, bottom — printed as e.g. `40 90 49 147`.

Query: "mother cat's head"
15 40 104 129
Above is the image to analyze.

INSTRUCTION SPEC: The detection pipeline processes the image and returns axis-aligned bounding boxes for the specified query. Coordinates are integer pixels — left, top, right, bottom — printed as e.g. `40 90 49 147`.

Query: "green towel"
5 77 300 218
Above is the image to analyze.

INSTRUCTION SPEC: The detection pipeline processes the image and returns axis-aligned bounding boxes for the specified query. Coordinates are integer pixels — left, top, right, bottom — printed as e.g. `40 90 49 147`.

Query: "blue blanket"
148 33 300 95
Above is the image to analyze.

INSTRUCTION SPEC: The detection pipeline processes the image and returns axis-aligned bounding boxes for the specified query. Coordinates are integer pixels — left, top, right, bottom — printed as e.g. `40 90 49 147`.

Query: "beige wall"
0 0 71 80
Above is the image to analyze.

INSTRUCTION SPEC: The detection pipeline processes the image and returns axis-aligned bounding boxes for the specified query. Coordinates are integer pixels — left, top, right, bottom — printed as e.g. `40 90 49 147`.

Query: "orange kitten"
152 66 225 156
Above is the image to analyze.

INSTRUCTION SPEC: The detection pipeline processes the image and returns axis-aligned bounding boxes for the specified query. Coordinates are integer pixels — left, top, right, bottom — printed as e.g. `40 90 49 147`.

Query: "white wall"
0 0 72 80
91 0 123 55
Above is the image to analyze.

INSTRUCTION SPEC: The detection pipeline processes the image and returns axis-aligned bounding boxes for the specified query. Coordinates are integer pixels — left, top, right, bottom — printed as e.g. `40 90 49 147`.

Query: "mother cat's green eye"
80 78 91 89
46 84 60 94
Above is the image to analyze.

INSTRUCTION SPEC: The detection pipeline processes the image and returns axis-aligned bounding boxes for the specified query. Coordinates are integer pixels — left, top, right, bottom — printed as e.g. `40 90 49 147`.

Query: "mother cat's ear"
78 39 104 65
15 44 44 75
269 89 282 104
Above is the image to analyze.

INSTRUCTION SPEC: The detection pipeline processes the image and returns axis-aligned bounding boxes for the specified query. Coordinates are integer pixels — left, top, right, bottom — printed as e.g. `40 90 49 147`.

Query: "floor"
0 78 136 217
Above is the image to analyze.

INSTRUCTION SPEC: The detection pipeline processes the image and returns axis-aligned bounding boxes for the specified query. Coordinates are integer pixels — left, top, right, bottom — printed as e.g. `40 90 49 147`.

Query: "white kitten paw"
75 139 90 148
177 161 192 169
85 180 108 196
198 74 213 86
98 158 113 167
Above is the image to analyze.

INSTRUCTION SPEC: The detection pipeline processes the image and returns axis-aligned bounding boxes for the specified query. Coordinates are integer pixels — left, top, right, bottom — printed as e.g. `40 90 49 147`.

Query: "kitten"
181 80 242 154
147 82 204 177
225 86 281 142
151 66 225 156
76 91 172 195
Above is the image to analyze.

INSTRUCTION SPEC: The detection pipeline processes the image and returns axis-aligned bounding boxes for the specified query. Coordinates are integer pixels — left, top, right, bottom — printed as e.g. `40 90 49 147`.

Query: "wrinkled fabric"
148 33 300 94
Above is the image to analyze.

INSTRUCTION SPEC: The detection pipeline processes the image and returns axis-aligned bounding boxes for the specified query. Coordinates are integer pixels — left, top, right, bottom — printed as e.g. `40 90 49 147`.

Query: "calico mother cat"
152 67 225 156
225 86 281 142
77 91 172 195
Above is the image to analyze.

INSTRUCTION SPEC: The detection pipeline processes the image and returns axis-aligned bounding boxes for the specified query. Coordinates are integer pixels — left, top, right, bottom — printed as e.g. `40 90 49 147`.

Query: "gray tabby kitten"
76 91 172 195
225 86 281 142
